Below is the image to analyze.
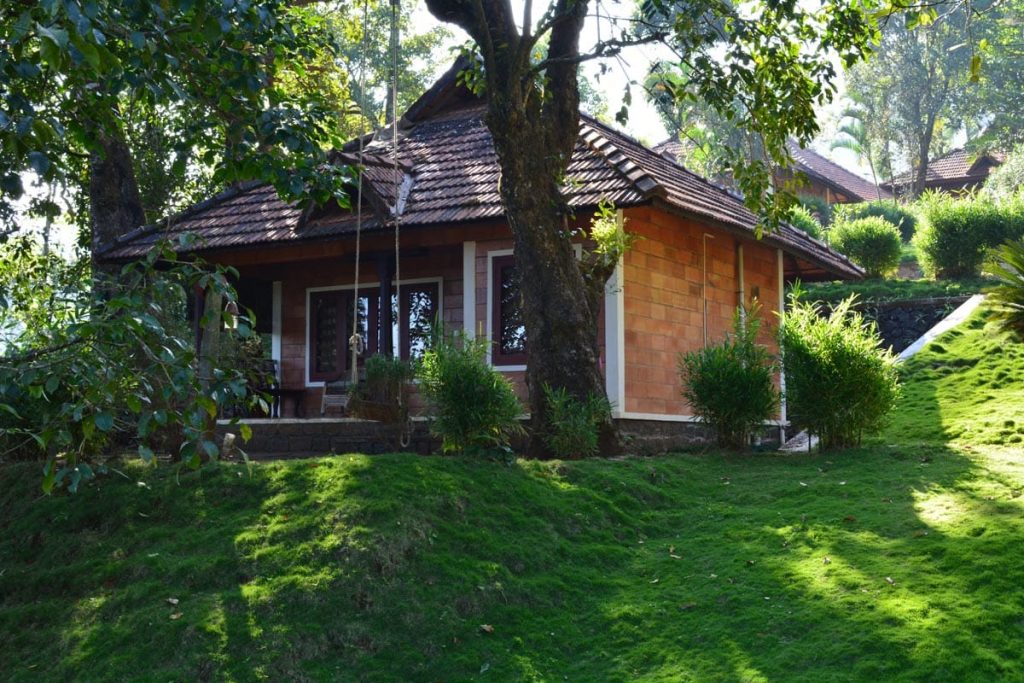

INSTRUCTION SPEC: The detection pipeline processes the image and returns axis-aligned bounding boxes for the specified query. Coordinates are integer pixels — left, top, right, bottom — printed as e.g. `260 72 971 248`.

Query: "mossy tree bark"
425 0 620 457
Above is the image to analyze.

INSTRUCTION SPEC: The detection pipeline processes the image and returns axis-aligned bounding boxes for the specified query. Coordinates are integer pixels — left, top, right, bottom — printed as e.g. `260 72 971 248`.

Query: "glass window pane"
314 295 339 374
407 288 435 359
499 263 526 356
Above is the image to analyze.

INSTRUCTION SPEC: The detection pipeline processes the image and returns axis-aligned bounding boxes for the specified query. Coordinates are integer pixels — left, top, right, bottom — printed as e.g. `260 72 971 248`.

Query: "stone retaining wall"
220 417 783 458
858 296 970 352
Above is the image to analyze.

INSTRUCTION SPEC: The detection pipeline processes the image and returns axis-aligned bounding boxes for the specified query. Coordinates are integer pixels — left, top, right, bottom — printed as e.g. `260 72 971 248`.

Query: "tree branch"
529 31 668 76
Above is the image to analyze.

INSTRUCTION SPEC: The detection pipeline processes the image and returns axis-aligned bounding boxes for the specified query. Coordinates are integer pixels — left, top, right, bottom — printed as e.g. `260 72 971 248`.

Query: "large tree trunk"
88 130 145 277
426 0 620 457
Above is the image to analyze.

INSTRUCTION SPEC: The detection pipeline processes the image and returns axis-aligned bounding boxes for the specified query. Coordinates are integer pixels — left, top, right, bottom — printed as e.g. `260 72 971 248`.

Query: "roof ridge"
578 121 664 198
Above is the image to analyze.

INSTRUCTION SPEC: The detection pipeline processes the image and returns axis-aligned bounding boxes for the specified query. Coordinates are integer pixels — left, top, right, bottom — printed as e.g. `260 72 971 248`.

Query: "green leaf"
969 54 982 83
138 444 155 463
44 374 59 395
239 422 253 443
94 411 114 432
41 459 56 495
36 24 70 49
202 440 220 461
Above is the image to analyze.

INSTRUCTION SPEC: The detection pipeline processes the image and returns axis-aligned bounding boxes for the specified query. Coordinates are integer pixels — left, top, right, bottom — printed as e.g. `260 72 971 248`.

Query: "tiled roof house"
100 59 861 436
883 148 1004 195
653 139 892 204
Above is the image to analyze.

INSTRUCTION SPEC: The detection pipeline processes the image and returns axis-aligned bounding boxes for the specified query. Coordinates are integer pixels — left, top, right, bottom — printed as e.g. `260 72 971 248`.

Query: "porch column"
271 281 282 377
378 255 395 357
463 241 476 338
777 248 787 442
604 210 626 417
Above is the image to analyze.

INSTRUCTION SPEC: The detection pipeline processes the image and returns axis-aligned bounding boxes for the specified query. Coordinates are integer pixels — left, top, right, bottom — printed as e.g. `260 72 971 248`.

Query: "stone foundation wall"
222 417 784 458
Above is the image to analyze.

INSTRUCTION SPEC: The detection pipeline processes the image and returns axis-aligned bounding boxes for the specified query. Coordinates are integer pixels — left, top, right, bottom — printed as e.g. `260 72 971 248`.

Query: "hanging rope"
348 0 371 385
389 0 412 448
390 0 402 359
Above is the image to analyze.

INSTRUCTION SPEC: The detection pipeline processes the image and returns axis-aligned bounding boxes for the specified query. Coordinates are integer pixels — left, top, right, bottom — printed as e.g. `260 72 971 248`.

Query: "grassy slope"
2 312 1023 682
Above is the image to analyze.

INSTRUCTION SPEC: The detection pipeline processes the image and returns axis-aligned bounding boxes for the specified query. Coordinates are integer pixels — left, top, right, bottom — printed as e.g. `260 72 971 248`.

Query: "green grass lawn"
2 311 1023 682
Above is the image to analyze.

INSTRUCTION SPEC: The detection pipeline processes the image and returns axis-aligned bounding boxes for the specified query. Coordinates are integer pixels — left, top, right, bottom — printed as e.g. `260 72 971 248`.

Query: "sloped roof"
786 142 893 202
887 148 1004 188
100 61 861 280
654 137 891 202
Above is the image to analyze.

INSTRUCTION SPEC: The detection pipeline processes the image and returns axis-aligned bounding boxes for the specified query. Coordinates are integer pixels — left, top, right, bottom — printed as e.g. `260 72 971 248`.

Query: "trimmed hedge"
834 200 918 242
829 216 902 278
787 205 824 239
915 192 1024 279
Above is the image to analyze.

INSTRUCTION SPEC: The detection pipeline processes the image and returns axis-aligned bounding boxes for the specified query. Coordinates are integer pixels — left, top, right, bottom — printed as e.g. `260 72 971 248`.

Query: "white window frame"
304 276 443 387
485 245 582 372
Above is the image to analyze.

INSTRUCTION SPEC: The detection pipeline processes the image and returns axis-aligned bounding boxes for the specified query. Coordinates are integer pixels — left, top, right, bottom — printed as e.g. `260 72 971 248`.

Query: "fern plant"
987 239 1024 338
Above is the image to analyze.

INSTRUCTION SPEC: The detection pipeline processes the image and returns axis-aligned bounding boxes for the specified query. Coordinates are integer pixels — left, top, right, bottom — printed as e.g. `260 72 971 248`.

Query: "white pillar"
271 280 282 380
462 241 476 338
604 211 627 417
777 249 787 442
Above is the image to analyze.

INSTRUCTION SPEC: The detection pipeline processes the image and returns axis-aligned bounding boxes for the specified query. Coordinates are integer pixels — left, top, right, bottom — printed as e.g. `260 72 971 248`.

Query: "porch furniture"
320 369 365 416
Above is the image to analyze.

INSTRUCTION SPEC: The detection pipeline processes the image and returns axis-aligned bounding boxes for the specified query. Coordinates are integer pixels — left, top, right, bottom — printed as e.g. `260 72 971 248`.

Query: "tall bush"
915 192 1024 278
417 328 524 455
678 306 779 449
787 205 824 239
829 216 902 278
779 296 900 450
833 201 918 242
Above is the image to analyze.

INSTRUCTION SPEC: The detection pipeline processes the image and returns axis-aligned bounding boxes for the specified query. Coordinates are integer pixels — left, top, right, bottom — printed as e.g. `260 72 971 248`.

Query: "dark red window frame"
490 255 528 366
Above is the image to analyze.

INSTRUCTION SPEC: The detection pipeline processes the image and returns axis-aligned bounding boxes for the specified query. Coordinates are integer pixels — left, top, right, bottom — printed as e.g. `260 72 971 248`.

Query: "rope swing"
347 0 410 447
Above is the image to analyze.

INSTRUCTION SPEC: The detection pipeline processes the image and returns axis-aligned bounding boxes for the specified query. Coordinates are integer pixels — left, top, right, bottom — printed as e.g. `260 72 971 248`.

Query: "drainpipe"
703 233 715 347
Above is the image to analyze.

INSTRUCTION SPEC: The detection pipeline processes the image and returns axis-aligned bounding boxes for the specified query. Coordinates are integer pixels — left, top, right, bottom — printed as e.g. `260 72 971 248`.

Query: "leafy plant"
678 305 779 449
351 354 415 423
779 295 900 450
541 385 613 459
417 327 524 455
986 239 1024 338
798 194 833 227
829 216 902 278
833 201 918 242
915 191 1024 278
0 236 260 491
983 145 1024 201
787 205 823 239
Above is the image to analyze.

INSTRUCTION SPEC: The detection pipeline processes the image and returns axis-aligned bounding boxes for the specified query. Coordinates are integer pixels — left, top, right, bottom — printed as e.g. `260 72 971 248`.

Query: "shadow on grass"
1 442 1021 681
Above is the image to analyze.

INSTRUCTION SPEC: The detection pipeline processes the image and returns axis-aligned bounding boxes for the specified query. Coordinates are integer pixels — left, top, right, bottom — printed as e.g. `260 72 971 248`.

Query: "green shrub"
833 201 918 242
779 296 900 450
915 192 1024 278
829 216 902 278
417 328 524 455
983 145 1024 201
987 238 1024 338
787 205 823 239
678 306 779 449
541 385 613 459
798 194 832 227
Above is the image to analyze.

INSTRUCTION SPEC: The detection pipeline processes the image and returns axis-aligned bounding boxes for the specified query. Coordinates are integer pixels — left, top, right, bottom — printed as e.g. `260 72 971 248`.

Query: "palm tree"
830 104 886 202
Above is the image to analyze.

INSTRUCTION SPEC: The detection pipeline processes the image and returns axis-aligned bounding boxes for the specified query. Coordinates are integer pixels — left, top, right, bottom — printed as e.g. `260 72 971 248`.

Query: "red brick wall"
620 206 780 417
